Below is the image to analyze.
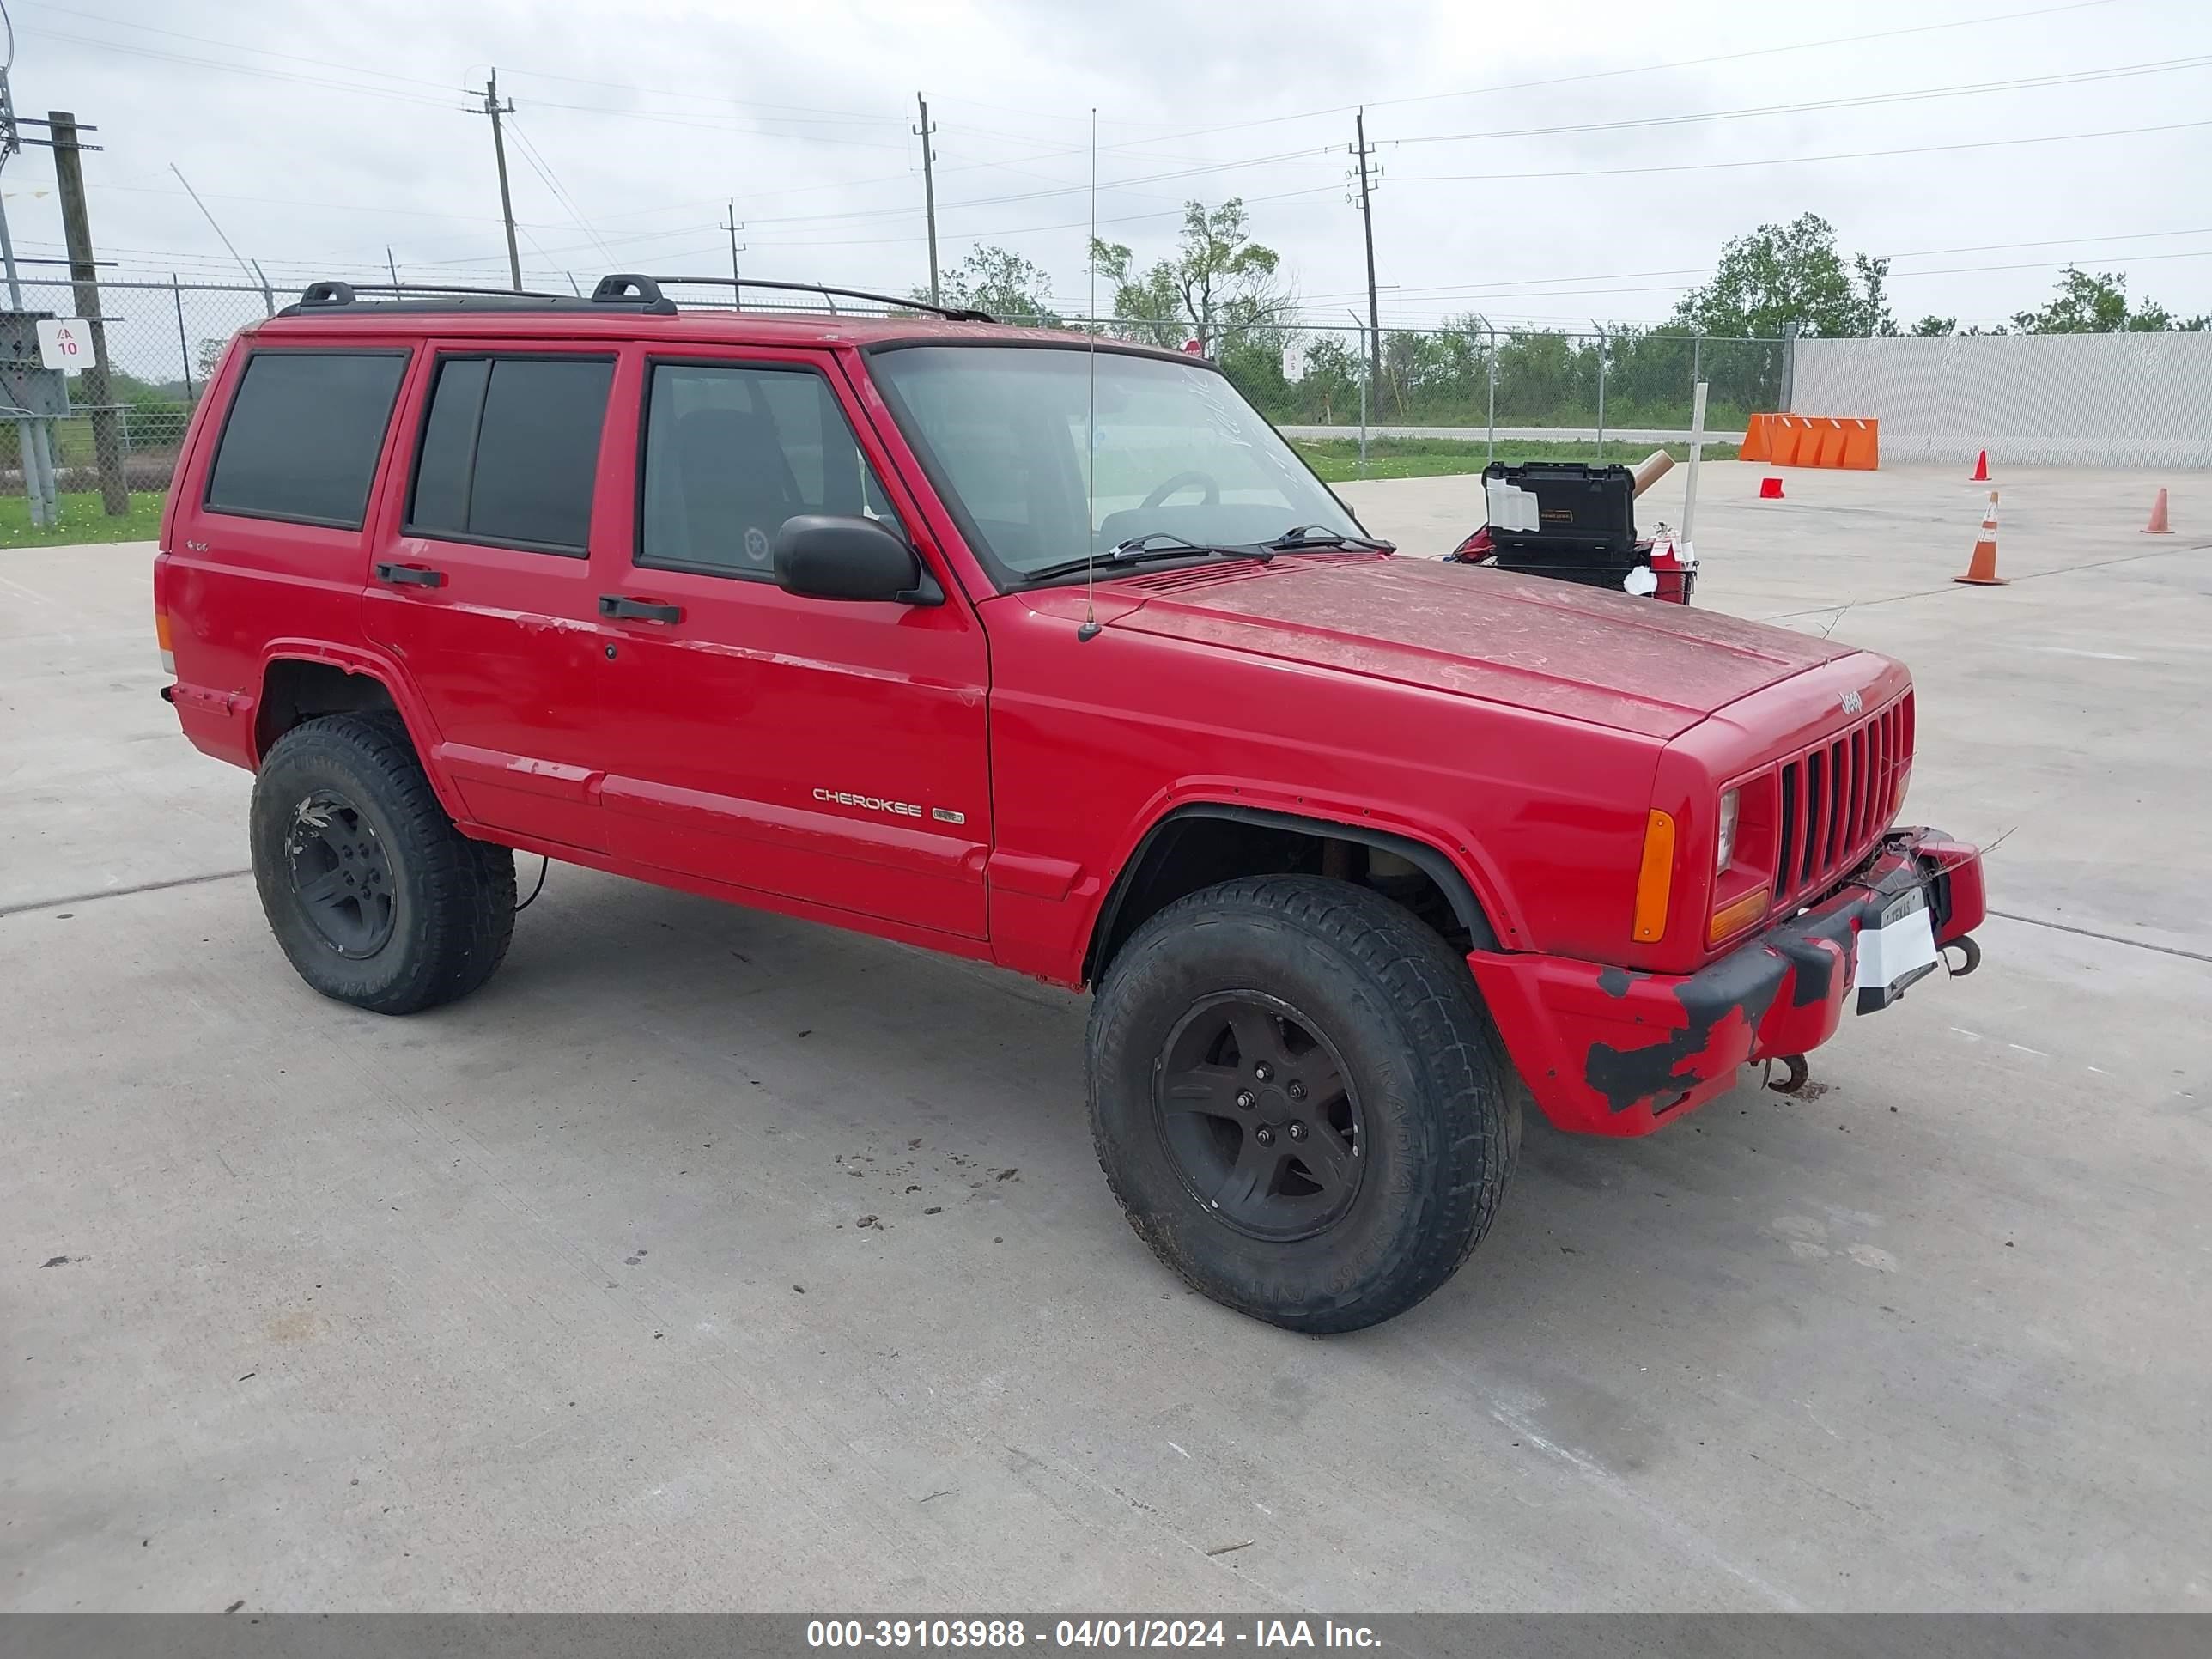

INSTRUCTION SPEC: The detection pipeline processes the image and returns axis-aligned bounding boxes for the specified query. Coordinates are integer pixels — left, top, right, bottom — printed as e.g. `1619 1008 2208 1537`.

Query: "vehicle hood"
1100 555 1860 739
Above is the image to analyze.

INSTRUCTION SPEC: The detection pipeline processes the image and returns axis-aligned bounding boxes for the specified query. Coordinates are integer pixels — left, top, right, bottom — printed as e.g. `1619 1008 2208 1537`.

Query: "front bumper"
1467 827 1985 1136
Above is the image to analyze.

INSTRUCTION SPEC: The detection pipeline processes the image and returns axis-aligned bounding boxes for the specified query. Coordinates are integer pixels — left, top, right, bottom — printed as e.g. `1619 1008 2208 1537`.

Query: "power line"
1292 228 2212 306
504 115 617 267
1386 117 2212 187
1039 0 2128 152
1384 53 2212 150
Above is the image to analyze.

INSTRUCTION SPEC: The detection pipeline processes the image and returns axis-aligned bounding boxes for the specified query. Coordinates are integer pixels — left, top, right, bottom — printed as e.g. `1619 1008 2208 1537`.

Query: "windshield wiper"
1265 525 1396 553
1022 534 1273 584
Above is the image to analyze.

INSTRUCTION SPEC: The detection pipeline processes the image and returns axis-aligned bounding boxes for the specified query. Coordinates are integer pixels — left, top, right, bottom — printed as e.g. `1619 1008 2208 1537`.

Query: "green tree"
1674 213 1893 338
2009 266 2210 333
1286 332 1361 423
1090 199 1291 353
1910 315 1958 337
921 246 1060 324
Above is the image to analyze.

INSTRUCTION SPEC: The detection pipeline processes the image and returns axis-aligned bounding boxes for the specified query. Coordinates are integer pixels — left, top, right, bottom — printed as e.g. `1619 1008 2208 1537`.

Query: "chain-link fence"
0 273 1784 523
3 276 275 520
981 314 1782 458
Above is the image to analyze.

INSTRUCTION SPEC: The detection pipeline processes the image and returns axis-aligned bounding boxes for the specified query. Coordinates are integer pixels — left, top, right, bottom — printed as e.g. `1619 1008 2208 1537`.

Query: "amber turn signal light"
1633 810 1675 942
1709 884 1772 945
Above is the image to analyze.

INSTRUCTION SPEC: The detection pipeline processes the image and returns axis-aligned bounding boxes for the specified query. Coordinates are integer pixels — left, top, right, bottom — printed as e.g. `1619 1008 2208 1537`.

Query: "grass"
1295 436 1740 484
1 491 167 549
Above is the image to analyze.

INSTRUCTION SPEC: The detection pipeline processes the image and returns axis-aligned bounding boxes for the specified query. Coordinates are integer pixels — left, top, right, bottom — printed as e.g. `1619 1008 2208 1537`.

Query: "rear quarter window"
203 350 410 529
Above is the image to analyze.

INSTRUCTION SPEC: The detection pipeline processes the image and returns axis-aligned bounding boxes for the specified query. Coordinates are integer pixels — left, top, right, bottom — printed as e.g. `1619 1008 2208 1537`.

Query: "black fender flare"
1083 803 1502 983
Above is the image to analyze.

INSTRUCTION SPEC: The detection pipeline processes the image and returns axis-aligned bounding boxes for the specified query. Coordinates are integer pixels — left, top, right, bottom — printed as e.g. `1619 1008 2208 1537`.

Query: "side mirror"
773 514 932 604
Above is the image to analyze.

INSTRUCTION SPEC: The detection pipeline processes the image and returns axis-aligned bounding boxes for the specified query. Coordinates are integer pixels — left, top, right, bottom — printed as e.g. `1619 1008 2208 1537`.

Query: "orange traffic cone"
2142 488 2172 534
1759 477 1785 500
1970 450 1990 483
1956 491 2006 586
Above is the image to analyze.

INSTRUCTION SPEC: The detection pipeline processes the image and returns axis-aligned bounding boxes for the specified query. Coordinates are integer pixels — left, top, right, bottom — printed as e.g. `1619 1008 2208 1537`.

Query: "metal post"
1682 380 1708 545
1779 320 1801 412
1346 310 1368 478
172 275 195 403
0 126 47 524
1594 329 1607 460
50 108 130 515
386 246 399 289
915 94 940 308
1486 323 1498 467
250 258 274 319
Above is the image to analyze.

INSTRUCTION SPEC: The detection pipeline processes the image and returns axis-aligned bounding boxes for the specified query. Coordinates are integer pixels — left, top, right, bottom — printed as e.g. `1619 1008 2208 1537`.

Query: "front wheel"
1088 875 1517 1333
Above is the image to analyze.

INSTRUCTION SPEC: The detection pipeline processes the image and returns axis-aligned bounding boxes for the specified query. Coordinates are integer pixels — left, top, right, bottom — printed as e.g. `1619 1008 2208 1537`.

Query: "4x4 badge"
1840 689 1863 716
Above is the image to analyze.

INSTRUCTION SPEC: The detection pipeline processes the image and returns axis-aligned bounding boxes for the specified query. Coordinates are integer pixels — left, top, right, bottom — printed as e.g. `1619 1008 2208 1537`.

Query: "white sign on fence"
36 318 96 374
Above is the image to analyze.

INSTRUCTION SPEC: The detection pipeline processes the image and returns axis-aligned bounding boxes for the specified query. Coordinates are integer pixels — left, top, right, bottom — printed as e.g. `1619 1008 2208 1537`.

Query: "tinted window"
407 356 612 553
406 357 486 534
204 351 408 528
638 363 903 577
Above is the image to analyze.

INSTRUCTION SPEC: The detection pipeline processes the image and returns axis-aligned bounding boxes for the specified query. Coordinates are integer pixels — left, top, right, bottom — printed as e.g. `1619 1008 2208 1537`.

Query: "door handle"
374 562 447 588
599 595 684 623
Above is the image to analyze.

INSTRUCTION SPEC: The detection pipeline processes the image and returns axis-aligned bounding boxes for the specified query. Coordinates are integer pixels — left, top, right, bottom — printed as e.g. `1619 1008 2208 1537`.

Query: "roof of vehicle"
250 274 1203 362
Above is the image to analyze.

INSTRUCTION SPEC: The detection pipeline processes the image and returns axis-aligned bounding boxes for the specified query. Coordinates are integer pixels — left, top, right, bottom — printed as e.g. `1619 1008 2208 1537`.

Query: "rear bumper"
1468 827 1985 1136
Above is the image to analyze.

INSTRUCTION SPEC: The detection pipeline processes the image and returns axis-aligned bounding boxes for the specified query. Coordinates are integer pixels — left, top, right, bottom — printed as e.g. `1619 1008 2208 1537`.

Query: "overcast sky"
4 0 2210 338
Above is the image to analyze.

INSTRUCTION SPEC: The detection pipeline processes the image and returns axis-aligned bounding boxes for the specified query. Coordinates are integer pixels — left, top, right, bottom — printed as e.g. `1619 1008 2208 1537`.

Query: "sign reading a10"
36 319 97 374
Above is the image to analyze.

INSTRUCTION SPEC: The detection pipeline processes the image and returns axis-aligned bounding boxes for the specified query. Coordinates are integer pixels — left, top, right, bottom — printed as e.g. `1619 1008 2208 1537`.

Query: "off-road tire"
1088 875 1517 1333
251 713 516 1015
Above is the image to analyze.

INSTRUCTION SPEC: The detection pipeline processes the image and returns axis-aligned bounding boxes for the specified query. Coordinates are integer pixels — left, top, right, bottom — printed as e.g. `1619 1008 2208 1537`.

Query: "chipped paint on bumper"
1468 827 1987 1137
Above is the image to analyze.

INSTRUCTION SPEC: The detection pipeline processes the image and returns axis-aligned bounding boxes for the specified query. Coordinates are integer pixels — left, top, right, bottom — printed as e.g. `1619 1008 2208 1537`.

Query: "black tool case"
1480 461 1642 589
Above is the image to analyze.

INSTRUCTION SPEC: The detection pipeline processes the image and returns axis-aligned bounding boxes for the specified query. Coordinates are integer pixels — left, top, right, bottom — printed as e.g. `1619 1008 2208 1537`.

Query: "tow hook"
1765 1054 1812 1096
1942 934 1982 977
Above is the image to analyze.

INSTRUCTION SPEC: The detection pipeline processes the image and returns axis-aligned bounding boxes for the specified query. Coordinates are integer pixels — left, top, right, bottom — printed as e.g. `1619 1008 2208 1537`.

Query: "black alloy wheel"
284 789 397 958
251 713 516 1014
1155 992 1366 1242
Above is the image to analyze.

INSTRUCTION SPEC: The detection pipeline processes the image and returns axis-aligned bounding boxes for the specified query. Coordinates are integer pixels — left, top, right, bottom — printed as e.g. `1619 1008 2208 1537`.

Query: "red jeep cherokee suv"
155 276 1985 1332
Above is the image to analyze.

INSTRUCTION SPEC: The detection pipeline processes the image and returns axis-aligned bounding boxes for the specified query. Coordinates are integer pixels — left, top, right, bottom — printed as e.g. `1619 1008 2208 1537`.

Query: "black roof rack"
640 275 995 324
279 277 678 317
276 273 992 324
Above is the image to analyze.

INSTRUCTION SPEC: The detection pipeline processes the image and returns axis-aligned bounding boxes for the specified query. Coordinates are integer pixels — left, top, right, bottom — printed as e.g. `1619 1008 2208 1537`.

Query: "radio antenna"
1077 105 1102 643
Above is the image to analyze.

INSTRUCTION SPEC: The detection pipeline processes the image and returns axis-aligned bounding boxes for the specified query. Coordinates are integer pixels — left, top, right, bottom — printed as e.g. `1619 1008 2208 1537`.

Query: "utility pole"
915 93 940 308
720 199 746 301
0 58 57 526
469 70 522 292
50 109 128 515
1349 108 1382 420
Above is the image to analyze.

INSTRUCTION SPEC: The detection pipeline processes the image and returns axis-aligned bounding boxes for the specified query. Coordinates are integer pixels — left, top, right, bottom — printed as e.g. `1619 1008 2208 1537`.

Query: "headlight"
1716 788 1740 874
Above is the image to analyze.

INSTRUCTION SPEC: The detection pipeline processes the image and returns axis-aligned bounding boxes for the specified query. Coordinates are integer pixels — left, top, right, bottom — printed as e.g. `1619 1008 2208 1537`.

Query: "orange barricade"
1740 413 1879 469
1769 416 1806 466
1840 419 1880 470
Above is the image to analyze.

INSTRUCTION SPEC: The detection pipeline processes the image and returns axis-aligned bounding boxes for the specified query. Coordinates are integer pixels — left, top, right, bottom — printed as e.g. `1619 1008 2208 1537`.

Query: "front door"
588 349 992 940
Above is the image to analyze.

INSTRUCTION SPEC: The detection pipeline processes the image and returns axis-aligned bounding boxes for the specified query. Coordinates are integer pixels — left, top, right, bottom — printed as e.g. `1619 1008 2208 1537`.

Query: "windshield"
867 344 1364 583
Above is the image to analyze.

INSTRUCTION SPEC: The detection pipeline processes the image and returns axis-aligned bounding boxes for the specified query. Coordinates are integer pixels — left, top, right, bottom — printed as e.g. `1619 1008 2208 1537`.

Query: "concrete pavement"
4 465 2209 1612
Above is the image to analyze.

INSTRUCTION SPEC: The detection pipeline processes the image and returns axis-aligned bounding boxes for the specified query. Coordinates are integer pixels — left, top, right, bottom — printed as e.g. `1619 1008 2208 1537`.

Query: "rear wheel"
251 714 515 1014
1088 875 1516 1333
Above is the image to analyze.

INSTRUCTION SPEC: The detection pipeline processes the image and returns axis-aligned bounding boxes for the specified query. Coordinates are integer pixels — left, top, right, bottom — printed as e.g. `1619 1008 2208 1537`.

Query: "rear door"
362 344 621 851
173 343 412 764
588 347 993 939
